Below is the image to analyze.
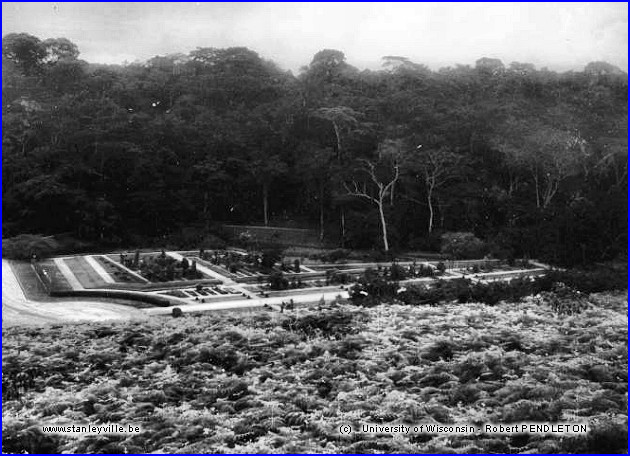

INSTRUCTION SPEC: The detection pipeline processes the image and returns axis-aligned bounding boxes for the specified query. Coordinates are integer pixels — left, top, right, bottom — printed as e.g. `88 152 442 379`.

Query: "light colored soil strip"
52 258 84 290
99 255 150 283
85 255 115 284
145 289 349 315
63 256 109 289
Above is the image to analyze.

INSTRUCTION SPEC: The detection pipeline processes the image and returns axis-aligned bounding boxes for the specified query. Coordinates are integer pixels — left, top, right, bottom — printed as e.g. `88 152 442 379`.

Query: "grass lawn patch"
10 261 58 299
62 257 107 289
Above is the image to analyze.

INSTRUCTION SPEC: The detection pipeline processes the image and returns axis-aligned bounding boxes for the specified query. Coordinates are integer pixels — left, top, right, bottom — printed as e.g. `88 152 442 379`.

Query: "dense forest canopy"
2 33 627 265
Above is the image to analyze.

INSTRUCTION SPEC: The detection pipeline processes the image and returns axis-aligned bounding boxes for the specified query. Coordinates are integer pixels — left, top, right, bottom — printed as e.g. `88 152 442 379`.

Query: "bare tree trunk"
333 122 342 160
427 187 434 234
378 202 389 252
508 169 518 196
340 206 345 248
263 183 269 226
533 171 540 208
343 159 399 251
390 180 395 205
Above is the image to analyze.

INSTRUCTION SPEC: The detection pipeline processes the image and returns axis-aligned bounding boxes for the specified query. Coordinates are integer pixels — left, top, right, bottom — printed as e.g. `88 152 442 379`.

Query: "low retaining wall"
234 270 328 284
97 278 223 292
49 288 177 307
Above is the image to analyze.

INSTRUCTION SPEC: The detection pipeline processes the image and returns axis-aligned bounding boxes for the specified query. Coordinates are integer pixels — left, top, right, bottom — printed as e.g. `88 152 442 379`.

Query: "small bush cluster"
2 234 60 260
203 248 285 275
320 249 350 263
533 283 591 316
282 309 365 338
440 232 489 259
139 253 201 282
349 269 399 306
326 269 351 285
268 271 289 290
545 267 627 293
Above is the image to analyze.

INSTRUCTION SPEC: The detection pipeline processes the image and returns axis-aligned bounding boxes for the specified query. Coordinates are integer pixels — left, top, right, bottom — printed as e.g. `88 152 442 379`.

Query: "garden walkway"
166 252 256 299
144 289 350 315
2 260 146 326
167 252 237 284
52 258 84 290
85 255 115 284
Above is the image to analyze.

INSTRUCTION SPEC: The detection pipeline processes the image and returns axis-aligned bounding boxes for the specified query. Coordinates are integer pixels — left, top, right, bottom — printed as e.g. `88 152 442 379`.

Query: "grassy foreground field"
2 293 627 453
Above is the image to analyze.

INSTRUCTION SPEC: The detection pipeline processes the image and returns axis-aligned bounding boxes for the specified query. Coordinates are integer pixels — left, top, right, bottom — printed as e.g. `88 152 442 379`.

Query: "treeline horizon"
2 32 627 265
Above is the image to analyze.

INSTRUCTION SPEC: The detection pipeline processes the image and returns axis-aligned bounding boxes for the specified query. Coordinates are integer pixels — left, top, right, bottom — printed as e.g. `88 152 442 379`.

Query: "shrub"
449 383 482 405
389 263 407 281
470 281 512 305
2 234 60 260
560 420 628 453
2 424 60 454
329 270 350 285
423 340 456 362
282 309 363 338
197 347 240 371
533 282 591 315
261 249 283 272
545 267 627 293
440 232 488 259
321 249 350 263
417 263 436 277
268 271 289 290
171 307 183 318
349 273 398 307
500 399 563 422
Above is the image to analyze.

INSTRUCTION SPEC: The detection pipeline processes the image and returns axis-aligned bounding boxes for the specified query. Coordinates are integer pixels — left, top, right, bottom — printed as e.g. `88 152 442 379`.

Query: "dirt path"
145 290 350 315
2 260 147 327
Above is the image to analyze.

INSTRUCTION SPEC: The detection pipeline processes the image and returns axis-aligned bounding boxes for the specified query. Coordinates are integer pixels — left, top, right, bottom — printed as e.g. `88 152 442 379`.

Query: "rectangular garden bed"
94 256 146 284
14 260 72 296
159 285 245 301
107 253 213 283
62 256 107 289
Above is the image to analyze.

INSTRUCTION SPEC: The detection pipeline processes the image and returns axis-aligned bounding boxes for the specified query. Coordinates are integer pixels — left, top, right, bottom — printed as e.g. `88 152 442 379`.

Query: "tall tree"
250 154 288 226
343 152 400 252
2 33 46 75
407 145 461 233
493 117 587 209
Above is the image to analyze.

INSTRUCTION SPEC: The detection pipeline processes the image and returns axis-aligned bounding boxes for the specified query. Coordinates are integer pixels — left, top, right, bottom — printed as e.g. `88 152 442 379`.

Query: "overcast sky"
2 2 627 73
